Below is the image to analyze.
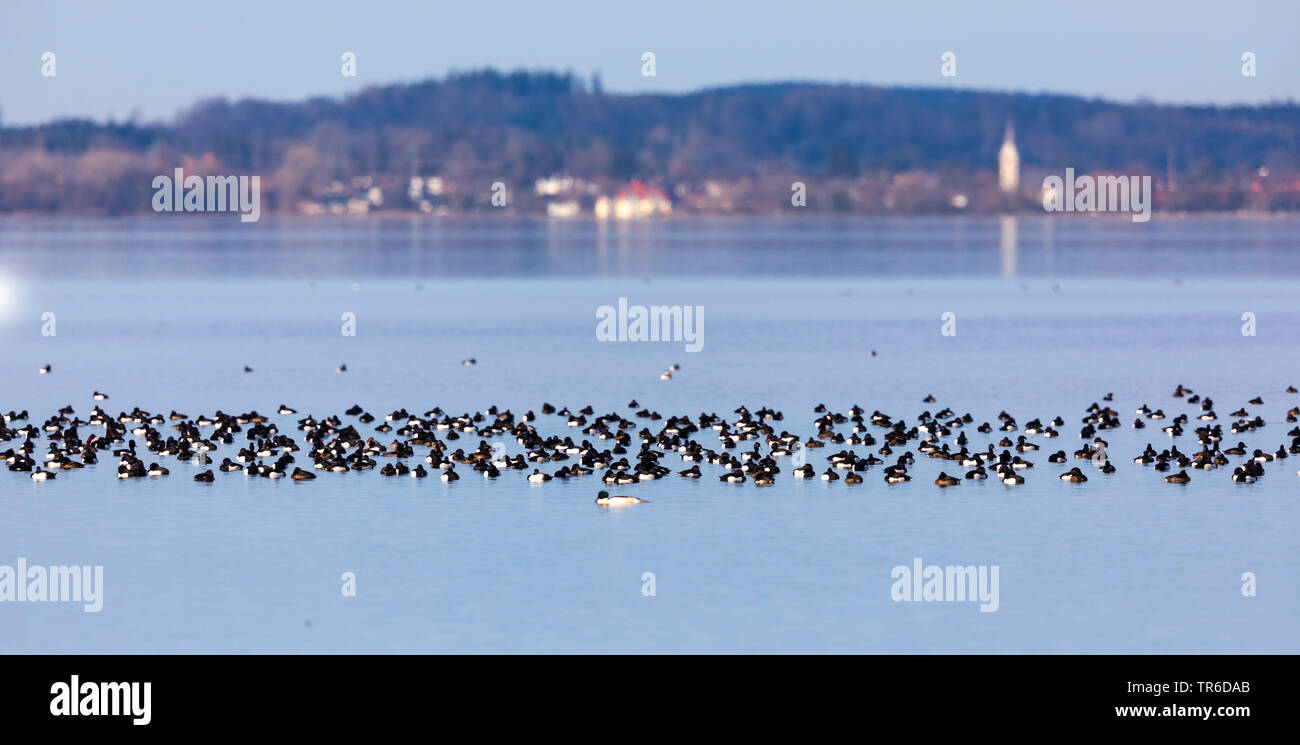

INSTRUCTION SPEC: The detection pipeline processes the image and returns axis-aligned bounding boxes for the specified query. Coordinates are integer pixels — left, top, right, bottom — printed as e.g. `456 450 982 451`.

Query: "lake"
1 215 1297 652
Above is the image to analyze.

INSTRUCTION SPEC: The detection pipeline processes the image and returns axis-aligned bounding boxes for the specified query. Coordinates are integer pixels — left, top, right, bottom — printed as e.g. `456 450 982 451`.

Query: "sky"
1 0 1296 126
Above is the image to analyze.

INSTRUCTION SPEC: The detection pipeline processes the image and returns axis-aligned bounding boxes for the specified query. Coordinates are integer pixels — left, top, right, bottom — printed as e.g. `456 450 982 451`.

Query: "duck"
934 472 960 487
1164 470 1191 484
291 467 316 480
678 464 702 478
39 364 52 374
30 468 56 481
595 490 647 506
440 467 460 482
92 391 109 401
527 469 552 483
999 466 1024 485
1059 467 1087 483
194 470 215 482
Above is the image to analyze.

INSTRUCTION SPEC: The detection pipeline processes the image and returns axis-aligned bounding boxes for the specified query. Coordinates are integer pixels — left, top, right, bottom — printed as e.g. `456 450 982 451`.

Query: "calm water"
1 215 1297 653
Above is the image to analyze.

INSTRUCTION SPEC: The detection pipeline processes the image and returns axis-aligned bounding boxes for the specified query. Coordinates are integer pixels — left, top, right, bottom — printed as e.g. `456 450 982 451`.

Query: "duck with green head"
595 490 648 506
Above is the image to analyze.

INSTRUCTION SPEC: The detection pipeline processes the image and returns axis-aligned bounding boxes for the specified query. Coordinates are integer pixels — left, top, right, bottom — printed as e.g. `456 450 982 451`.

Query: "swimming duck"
194 470 215 482
1059 467 1087 483
1164 470 1191 484
595 490 647 505
934 472 960 487
883 468 910 483
39 364 51 374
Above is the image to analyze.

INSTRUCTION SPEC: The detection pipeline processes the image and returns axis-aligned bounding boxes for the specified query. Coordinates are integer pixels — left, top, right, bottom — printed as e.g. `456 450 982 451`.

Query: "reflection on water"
1000 216 1017 280
2 215 1299 280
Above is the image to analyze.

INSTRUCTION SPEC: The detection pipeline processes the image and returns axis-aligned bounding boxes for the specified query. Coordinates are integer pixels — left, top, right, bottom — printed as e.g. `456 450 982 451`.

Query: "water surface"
1 216 1296 652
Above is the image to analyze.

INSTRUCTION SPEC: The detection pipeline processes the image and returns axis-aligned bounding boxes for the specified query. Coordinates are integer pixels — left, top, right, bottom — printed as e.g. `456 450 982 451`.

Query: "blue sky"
1 0 1296 125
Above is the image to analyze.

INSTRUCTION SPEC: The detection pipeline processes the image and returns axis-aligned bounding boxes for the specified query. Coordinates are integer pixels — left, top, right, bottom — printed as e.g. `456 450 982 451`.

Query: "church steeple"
998 118 1020 193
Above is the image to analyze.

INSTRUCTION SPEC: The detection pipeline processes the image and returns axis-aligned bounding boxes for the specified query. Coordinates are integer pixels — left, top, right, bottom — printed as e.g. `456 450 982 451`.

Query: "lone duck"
1164 470 1191 484
595 490 647 506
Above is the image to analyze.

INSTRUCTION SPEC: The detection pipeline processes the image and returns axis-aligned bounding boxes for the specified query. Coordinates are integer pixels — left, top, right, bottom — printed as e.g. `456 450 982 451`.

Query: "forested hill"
3 69 1295 178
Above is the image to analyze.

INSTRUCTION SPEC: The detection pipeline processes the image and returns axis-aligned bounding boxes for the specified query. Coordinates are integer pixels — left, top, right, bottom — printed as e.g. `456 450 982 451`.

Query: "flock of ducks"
6 384 1300 503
